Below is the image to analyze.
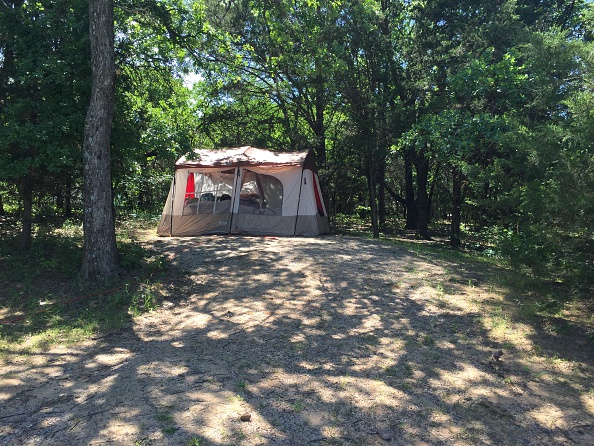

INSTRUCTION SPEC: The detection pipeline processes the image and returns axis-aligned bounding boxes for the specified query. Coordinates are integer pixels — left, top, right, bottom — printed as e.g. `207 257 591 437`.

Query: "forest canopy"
0 0 592 287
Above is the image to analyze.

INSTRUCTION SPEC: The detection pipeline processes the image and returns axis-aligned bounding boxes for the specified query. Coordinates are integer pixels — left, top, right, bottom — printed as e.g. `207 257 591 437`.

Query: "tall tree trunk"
81 0 118 281
428 163 440 224
450 165 462 248
404 149 417 230
314 81 330 212
64 175 73 218
377 161 386 227
313 28 326 167
414 151 430 239
0 192 5 216
368 162 380 239
137 167 148 211
19 172 33 251
314 86 326 167
384 182 407 217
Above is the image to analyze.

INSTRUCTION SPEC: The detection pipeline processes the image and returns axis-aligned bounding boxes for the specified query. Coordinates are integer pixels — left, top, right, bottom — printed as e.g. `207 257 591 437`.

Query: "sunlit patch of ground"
1 235 592 445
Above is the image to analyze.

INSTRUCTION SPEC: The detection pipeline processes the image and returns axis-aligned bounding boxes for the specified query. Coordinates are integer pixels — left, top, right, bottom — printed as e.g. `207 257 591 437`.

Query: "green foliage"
186 438 203 446
110 5 201 214
0 0 90 176
0 0 90 233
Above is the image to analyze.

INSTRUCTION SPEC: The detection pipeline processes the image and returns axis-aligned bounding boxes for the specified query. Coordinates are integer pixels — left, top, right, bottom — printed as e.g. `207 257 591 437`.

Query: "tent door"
176 168 237 235
231 168 287 235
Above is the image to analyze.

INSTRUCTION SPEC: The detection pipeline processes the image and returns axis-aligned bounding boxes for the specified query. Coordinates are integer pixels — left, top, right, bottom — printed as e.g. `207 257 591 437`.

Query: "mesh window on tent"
239 170 283 215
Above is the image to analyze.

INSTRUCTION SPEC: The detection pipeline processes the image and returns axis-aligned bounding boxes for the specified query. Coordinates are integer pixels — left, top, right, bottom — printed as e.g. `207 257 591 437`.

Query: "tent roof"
175 146 316 170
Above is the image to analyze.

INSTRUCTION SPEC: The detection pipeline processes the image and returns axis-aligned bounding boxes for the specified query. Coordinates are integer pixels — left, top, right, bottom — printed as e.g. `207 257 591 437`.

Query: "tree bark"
377 160 387 227
313 81 326 167
428 163 440 224
414 150 430 239
81 0 118 282
368 163 380 239
383 183 403 204
64 175 73 218
19 172 33 251
450 165 462 248
404 148 417 230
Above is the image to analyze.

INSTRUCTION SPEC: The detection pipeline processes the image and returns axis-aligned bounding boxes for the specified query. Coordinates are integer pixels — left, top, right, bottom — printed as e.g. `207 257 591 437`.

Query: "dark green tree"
331 0 406 237
0 0 90 249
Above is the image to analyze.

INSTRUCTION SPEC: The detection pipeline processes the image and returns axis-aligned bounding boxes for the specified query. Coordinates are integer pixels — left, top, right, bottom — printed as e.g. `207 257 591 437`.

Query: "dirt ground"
1 234 593 445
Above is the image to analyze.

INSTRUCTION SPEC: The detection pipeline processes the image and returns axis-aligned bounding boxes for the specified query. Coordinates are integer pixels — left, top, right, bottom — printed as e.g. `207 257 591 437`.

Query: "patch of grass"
220 426 248 445
484 307 512 336
516 295 568 320
435 282 445 295
128 286 159 317
420 333 435 347
385 362 414 379
290 341 307 352
0 219 171 353
361 333 380 345
156 412 174 423
157 410 177 435
290 400 304 413
399 382 414 391
162 426 178 435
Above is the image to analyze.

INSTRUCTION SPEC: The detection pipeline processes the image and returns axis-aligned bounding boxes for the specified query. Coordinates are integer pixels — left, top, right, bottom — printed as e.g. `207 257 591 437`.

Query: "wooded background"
1 0 592 287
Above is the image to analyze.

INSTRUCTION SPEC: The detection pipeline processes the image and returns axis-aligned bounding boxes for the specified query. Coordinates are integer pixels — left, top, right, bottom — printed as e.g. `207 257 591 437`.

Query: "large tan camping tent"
157 147 330 236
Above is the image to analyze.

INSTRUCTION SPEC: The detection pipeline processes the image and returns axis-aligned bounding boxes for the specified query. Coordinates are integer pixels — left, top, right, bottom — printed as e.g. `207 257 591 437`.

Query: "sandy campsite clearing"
1 234 593 445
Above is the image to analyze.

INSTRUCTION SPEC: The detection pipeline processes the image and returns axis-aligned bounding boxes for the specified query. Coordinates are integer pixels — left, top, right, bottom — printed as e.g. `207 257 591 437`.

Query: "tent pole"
228 165 240 234
170 170 176 236
293 168 305 235
254 172 265 206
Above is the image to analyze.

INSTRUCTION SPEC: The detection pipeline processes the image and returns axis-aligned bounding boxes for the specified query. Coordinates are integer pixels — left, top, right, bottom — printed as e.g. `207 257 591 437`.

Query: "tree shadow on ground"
1 235 592 445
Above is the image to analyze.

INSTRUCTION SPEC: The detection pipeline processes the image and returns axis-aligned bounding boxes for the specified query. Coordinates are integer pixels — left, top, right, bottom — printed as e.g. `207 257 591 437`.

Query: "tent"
157 146 330 236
